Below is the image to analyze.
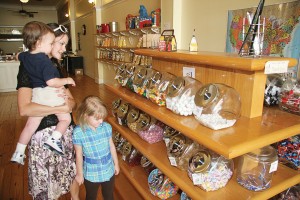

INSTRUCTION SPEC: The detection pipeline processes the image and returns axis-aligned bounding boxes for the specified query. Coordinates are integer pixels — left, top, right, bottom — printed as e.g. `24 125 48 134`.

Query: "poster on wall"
226 1 300 78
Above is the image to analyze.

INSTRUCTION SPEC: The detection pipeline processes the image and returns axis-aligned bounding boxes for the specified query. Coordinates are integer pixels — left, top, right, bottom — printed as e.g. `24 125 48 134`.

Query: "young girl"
73 95 120 200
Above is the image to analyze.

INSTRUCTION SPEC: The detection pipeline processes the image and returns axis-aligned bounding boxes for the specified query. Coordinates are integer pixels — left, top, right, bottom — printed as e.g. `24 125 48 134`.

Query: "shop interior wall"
0 7 57 54
177 0 297 52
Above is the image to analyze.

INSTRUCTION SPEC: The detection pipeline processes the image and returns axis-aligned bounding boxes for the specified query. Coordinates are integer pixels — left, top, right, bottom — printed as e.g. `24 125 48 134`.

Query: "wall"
173 0 297 52
0 6 57 54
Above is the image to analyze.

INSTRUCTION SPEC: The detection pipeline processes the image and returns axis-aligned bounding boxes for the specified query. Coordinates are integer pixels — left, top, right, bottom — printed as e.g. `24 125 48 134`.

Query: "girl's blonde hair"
76 95 108 129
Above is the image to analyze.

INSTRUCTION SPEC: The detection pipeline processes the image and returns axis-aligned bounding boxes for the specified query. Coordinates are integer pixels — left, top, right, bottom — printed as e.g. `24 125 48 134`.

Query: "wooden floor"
0 74 119 200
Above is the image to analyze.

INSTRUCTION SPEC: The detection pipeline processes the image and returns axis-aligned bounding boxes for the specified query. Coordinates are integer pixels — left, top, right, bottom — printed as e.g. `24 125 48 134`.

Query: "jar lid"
167 77 185 97
247 146 278 162
112 98 122 110
136 113 151 131
194 84 219 107
133 68 147 86
121 141 132 156
168 134 187 157
189 150 211 173
117 103 130 118
163 126 178 138
127 107 140 123
149 71 162 88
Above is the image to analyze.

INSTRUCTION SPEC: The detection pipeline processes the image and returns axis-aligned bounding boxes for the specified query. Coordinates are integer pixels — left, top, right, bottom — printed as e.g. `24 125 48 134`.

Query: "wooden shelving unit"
108 116 300 200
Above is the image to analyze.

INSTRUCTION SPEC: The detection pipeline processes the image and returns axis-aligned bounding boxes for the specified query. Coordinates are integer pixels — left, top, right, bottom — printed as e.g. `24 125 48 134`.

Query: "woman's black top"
16 58 75 132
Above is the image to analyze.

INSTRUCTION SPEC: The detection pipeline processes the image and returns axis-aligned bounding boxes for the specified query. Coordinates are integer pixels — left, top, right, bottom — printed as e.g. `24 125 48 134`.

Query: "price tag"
192 173 203 185
269 160 278 173
264 61 289 74
117 117 122 125
168 157 177 166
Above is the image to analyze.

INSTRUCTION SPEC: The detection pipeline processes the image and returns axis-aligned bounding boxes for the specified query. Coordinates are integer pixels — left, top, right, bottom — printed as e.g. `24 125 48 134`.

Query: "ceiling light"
20 0 29 3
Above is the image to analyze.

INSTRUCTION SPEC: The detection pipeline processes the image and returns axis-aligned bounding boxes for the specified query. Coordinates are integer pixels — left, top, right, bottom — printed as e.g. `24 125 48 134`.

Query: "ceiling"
0 0 64 8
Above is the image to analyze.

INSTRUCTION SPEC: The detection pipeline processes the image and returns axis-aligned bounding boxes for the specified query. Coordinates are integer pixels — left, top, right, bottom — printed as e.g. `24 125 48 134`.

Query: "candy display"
116 102 131 126
167 133 200 170
120 141 142 166
136 113 165 144
193 83 241 130
163 125 179 147
141 155 156 175
112 131 127 152
236 146 278 191
187 149 233 191
264 74 284 106
126 106 141 133
279 78 300 115
148 168 179 199
147 71 176 106
166 76 203 116
132 67 155 98
115 64 134 87
277 135 300 170
112 98 122 117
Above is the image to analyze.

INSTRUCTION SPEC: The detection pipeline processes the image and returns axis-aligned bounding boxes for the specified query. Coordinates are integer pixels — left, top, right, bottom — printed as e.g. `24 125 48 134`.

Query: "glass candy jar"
264 74 284 106
236 146 278 191
126 107 141 133
120 141 142 166
163 125 179 147
136 113 165 144
193 83 241 130
279 78 300 115
112 131 127 152
187 149 234 191
166 76 203 116
126 65 139 92
116 102 131 126
141 155 156 175
132 67 155 97
148 168 179 199
114 64 127 85
112 98 122 117
167 133 200 170
147 71 176 106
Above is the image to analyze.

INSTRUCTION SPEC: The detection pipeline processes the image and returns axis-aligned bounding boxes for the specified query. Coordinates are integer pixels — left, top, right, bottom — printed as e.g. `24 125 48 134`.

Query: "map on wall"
226 1 300 78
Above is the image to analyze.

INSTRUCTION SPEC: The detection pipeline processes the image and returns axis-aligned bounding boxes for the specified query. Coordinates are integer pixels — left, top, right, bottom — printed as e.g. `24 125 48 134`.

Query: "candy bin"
126 106 141 133
279 78 300 115
117 63 134 87
236 145 278 191
112 98 122 117
193 83 241 130
135 113 165 144
116 102 131 126
166 76 203 116
147 71 176 106
187 149 233 191
148 168 179 199
120 141 142 166
132 67 155 98
277 135 300 170
114 63 127 85
112 131 127 153
167 133 200 170
141 155 156 175
125 65 139 92
264 74 284 106
163 125 179 147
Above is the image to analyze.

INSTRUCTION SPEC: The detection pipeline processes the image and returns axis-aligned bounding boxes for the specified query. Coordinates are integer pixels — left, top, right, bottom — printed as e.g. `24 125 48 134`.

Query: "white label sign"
269 160 278 173
264 61 289 74
168 157 177 166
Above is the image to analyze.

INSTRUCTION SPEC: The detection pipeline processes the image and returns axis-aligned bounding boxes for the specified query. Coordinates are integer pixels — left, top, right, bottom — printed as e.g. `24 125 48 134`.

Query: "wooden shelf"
105 84 300 159
96 46 139 50
95 58 132 65
108 117 300 200
117 154 179 200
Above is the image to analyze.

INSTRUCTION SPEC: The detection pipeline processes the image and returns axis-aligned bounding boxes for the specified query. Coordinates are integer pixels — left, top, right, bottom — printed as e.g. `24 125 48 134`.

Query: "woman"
17 23 79 200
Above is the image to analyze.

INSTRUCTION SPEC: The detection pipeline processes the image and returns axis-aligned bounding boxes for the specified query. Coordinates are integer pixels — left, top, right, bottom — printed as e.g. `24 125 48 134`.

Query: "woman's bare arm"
18 87 75 117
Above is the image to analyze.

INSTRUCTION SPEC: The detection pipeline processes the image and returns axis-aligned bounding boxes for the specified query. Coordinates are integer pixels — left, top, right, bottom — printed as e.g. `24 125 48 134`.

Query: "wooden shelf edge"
105 84 300 159
108 117 300 200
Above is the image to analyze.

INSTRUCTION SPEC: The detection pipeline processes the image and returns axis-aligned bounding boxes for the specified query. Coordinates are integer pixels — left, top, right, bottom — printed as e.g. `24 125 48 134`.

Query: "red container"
101 23 110 33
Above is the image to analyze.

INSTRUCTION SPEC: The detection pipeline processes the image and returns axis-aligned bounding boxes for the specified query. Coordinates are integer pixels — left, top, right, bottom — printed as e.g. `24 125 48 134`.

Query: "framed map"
226 1 300 78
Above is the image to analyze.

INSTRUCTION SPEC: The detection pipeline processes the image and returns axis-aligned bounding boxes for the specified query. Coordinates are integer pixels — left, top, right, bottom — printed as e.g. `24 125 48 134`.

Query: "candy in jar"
147 71 176 106
126 106 141 133
120 141 142 166
193 83 241 130
140 155 156 175
114 63 127 85
236 145 278 191
166 76 203 116
112 98 122 117
279 78 300 115
163 125 179 147
132 67 155 98
116 102 131 126
264 74 284 106
187 149 233 191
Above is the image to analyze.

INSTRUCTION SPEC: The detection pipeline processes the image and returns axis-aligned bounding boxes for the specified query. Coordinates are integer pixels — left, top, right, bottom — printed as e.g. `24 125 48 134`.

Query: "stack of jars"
193 83 241 130
146 71 176 106
166 76 203 116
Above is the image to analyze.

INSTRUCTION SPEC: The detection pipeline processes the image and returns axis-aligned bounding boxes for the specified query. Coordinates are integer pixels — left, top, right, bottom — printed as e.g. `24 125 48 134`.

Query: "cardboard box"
75 69 83 75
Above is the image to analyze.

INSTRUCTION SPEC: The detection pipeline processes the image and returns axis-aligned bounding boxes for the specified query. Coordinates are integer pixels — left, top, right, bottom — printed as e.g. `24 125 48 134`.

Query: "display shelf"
105 84 300 159
96 46 139 50
95 58 132 65
117 154 179 199
108 116 300 200
134 49 298 118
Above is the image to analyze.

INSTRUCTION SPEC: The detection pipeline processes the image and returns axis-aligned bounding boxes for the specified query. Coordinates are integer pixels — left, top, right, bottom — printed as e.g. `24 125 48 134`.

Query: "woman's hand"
75 174 84 186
